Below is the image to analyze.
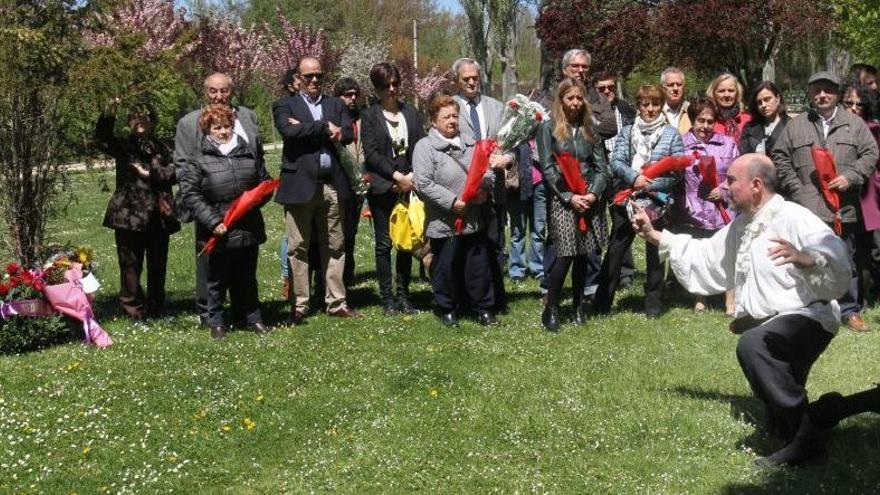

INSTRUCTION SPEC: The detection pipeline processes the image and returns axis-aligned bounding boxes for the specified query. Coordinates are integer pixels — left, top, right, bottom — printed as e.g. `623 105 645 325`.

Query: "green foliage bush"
0 314 72 355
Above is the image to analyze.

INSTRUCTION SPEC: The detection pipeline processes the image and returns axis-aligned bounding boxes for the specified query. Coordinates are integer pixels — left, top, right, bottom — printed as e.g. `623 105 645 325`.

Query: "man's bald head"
737 153 777 193
204 73 232 105
726 153 777 215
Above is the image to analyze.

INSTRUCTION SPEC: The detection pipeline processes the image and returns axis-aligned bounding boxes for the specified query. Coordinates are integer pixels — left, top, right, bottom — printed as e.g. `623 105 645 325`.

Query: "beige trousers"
284 184 347 313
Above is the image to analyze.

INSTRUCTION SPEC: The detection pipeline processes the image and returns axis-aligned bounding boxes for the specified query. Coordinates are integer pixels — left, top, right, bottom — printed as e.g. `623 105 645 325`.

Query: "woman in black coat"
360 62 426 315
739 81 789 155
180 104 271 339
95 100 180 320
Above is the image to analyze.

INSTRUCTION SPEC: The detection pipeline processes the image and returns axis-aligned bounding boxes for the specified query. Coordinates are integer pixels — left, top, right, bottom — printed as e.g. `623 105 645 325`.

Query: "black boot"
810 385 880 429
542 305 560 332
755 413 827 467
573 295 586 325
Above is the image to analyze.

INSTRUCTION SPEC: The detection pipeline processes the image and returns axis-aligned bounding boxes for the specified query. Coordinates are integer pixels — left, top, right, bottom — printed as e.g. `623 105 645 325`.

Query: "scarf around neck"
630 115 666 172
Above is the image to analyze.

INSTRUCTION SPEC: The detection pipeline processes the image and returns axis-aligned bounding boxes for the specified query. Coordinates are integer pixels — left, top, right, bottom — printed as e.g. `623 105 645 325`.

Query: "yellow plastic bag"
389 193 425 253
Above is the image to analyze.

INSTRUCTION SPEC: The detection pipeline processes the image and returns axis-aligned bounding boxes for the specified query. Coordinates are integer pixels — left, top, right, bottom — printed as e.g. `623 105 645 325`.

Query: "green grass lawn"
1 153 879 493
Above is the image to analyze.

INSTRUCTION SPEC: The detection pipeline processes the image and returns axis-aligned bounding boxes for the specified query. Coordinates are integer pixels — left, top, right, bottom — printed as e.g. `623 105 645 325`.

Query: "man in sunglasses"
773 71 879 332
273 57 359 324
333 77 365 289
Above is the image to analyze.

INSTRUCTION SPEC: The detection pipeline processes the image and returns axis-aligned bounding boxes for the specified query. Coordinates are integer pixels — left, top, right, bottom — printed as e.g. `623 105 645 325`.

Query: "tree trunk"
499 7 519 100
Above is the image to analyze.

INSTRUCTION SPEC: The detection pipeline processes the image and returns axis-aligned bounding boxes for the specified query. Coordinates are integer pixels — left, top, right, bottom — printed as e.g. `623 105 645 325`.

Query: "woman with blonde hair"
706 73 751 143
536 77 609 331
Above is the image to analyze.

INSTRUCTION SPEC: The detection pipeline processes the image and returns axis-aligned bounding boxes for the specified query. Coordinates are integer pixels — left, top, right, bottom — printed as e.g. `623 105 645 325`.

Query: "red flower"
33 279 45 292
5 262 21 275
0 283 8 298
508 100 519 109
535 112 543 122
9 277 20 288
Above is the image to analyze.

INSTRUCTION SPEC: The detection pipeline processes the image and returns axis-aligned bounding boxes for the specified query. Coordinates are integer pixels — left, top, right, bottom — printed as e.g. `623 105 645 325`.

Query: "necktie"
468 100 482 141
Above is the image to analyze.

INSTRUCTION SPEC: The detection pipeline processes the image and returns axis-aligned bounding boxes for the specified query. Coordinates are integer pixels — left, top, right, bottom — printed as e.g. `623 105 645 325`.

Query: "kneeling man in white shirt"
630 153 851 463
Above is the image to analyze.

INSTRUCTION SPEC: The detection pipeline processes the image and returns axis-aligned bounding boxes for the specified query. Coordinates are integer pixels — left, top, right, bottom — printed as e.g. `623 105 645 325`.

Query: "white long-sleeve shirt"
659 194 851 333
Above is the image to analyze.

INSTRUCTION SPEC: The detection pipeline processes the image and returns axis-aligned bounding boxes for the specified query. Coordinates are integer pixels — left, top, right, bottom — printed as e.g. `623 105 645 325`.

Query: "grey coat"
772 106 879 224
173 106 264 221
412 128 494 239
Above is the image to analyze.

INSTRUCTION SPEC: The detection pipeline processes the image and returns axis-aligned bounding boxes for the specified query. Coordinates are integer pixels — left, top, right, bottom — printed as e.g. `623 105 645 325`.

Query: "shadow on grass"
672 385 782 454
721 421 880 494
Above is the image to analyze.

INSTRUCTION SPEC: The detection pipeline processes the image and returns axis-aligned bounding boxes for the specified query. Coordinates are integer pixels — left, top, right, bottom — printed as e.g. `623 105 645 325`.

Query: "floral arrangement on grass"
0 245 110 354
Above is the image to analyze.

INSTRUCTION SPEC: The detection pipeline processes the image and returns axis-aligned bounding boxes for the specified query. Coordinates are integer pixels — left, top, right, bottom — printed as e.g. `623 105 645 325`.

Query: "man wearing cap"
773 71 878 332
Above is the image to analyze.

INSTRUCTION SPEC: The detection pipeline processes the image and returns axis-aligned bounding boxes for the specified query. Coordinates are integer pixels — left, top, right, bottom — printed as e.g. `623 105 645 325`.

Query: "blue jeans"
510 183 546 278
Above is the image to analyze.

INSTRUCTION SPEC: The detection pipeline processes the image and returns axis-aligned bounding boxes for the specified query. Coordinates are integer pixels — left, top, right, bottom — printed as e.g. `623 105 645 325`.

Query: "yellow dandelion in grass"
76 246 94 265
82 446 91 456
65 361 81 372
430 388 439 398
193 409 207 420
255 393 264 403
220 424 231 433
242 417 256 430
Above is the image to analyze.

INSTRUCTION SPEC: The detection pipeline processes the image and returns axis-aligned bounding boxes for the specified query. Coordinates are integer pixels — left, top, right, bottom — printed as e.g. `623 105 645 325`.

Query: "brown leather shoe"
286 310 306 326
329 306 360 318
845 314 870 332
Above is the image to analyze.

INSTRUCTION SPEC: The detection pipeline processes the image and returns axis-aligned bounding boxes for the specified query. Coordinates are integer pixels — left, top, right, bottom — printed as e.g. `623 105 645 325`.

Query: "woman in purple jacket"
679 97 739 313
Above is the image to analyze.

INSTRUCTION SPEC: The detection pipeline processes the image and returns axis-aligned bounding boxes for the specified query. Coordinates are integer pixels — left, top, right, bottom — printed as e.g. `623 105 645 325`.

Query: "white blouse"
659 194 851 333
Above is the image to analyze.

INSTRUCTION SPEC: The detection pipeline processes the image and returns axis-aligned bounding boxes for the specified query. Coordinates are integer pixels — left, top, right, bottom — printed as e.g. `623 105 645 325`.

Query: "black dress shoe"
249 322 270 334
382 300 399 316
573 298 586 325
478 310 498 326
397 297 416 315
441 312 458 327
210 325 228 340
542 306 560 332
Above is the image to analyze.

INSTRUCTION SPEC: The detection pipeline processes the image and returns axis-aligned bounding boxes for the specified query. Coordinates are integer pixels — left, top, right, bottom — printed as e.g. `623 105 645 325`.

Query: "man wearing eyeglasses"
452 57 516 316
273 56 359 324
773 71 879 332
173 72 265 327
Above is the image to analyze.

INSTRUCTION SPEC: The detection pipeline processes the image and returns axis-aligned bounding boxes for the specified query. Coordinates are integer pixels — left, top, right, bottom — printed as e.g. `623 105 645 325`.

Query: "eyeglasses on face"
341 91 359 98
299 73 324 82
595 84 615 92
843 100 864 108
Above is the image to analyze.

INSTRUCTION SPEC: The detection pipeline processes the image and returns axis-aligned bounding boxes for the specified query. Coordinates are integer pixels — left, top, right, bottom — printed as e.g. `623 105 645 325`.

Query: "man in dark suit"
273 56 358 324
453 57 514 316
173 72 264 326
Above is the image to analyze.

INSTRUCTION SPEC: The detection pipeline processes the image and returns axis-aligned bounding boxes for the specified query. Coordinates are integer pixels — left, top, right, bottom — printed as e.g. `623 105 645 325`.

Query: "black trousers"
429 233 494 313
546 254 588 308
205 245 262 327
736 314 832 437
115 228 169 318
486 201 508 310
343 195 363 288
195 237 209 323
594 204 665 315
368 191 412 302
